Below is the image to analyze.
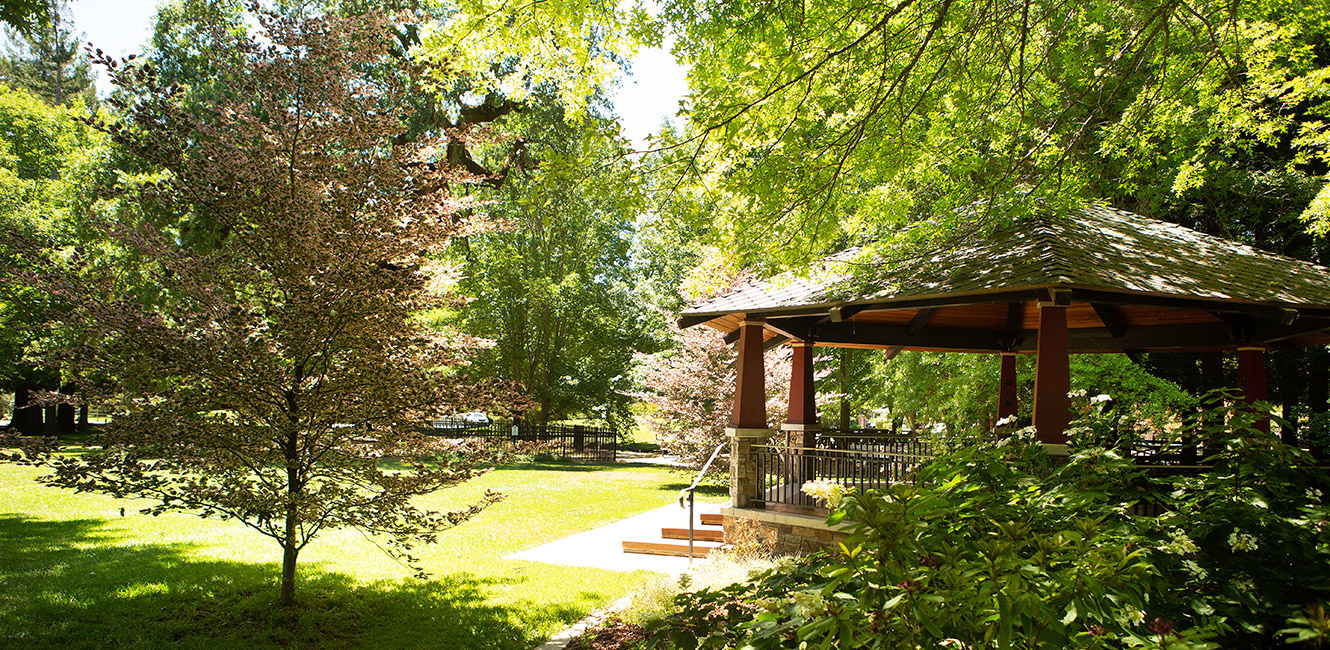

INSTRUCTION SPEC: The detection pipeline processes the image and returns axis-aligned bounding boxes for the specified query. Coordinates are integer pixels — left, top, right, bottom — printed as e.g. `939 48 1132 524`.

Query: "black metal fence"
812 430 933 457
430 420 617 462
751 444 934 508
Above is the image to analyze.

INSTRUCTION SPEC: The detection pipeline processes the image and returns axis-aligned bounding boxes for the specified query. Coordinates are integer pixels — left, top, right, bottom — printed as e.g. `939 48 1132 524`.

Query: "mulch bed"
564 618 646 650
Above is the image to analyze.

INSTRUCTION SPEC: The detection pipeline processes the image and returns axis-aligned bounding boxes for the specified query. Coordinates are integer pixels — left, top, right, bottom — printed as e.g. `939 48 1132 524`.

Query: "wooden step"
623 540 722 558
699 513 723 526
660 527 724 543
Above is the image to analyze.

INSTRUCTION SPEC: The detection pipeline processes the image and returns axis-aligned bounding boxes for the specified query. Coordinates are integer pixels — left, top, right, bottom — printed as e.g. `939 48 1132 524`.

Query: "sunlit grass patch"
0 458 700 649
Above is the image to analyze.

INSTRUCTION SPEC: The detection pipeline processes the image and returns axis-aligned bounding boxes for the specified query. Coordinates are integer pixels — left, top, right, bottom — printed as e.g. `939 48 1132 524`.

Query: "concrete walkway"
505 502 725 576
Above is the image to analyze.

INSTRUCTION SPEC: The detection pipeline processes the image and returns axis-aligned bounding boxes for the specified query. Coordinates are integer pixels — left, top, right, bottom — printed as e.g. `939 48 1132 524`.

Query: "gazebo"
679 204 1330 548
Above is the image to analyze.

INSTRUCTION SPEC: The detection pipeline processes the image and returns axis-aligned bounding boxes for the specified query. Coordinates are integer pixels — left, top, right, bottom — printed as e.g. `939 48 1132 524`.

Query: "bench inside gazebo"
678 203 1330 554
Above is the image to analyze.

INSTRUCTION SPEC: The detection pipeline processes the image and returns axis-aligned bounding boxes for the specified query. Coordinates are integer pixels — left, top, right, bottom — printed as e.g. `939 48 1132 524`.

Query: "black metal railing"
812 430 933 456
751 445 934 508
430 420 617 461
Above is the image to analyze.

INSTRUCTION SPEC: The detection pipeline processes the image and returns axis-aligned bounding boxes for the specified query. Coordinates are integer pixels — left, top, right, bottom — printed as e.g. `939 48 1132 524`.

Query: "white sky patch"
609 40 689 151
68 0 158 94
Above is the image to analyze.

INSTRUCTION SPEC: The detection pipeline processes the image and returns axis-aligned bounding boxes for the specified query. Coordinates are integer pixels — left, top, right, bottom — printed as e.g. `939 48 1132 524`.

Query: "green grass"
0 459 707 650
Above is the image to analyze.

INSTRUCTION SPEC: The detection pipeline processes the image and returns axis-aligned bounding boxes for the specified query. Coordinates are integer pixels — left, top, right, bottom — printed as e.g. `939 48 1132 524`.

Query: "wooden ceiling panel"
1116 305 1224 327
853 303 1012 329
850 309 914 325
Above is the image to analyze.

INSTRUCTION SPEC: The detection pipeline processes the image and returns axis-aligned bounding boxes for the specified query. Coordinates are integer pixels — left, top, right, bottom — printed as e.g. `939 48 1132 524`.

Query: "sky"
60 0 687 148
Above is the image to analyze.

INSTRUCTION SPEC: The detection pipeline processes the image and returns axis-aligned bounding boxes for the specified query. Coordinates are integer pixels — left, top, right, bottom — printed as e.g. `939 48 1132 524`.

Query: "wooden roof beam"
1002 302 1023 350
905 308 937 335
677 313 715 329
765 315 823 342
1092 303 1127 338
1072 288 1298 324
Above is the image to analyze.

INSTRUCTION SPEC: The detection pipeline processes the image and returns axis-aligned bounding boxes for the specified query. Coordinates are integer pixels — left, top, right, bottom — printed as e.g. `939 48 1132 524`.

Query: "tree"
0 84 103 435
0 0 48 37
1 0 95 106
455 111 660 427
618 0 1323 272
2 8 524 606
637 319 789 474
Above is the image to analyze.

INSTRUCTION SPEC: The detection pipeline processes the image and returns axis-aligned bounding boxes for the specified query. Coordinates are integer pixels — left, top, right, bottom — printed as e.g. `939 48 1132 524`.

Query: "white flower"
791 589 825 618
1115 605 1146 626
1091 393 1113 403
1162 529 1199 555
801 479 853 508
1068 389 1089 398
1182 559 1208 580
1228 529 1259 552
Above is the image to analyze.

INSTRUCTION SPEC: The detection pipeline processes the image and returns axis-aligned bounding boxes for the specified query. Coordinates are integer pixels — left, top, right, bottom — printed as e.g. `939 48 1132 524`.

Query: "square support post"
782 340 821 498
998 352 1018 422
731 319 769 430
730 319 772 508
1033 302 1070 446
784 340 820 447
1238 346 1270 434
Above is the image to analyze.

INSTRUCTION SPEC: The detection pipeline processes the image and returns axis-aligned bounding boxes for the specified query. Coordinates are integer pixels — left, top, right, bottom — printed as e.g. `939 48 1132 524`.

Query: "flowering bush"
800 478 854 508
635 320 789 475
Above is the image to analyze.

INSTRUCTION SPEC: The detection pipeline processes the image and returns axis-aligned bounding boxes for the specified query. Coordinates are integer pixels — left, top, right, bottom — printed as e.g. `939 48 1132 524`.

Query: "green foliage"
0 0 95 107
874 352 1192 434
878 352 1008 430
456 113 657 427
418 0 652 116
0 84 106 420
649 0 1330 268
1144 398 1330 647
647 397 1330 649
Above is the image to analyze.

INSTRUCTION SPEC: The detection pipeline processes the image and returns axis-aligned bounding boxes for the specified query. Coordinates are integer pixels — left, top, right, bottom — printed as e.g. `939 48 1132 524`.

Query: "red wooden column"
784 340 820 447
729 319 770 509
998 352 1018 423
1033 302 1071 445
731 319 769 429
1237 346 1270 434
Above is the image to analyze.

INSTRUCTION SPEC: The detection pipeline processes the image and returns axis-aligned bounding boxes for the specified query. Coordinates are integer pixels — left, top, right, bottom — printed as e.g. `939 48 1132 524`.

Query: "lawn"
0 458 716 650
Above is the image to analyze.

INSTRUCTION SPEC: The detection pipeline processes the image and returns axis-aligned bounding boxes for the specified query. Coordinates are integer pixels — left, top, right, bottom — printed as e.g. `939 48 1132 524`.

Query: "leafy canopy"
3 6 525 606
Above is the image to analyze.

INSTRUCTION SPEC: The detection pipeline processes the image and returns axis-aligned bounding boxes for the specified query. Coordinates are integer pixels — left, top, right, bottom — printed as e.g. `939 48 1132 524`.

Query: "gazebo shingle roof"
683 204 1330 323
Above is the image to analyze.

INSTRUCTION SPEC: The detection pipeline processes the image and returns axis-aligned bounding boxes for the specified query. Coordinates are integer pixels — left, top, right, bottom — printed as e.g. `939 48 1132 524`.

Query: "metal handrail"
678 442 728 562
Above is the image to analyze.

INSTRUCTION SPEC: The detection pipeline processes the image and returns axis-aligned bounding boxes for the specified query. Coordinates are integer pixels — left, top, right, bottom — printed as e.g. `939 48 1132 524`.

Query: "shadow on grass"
658 482 730 498
0 515 580 650
495 460 635 473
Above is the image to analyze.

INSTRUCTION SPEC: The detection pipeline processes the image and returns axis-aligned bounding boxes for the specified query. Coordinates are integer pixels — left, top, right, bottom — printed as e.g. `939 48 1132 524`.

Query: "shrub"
646 396 1330 649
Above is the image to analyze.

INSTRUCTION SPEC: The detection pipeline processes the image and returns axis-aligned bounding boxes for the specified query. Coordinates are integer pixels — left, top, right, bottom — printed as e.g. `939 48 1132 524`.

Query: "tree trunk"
57 383 76 435
77 404 88 429
280 455 301 606
10 382 42 435
279 529 299 606
42 404 58 436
